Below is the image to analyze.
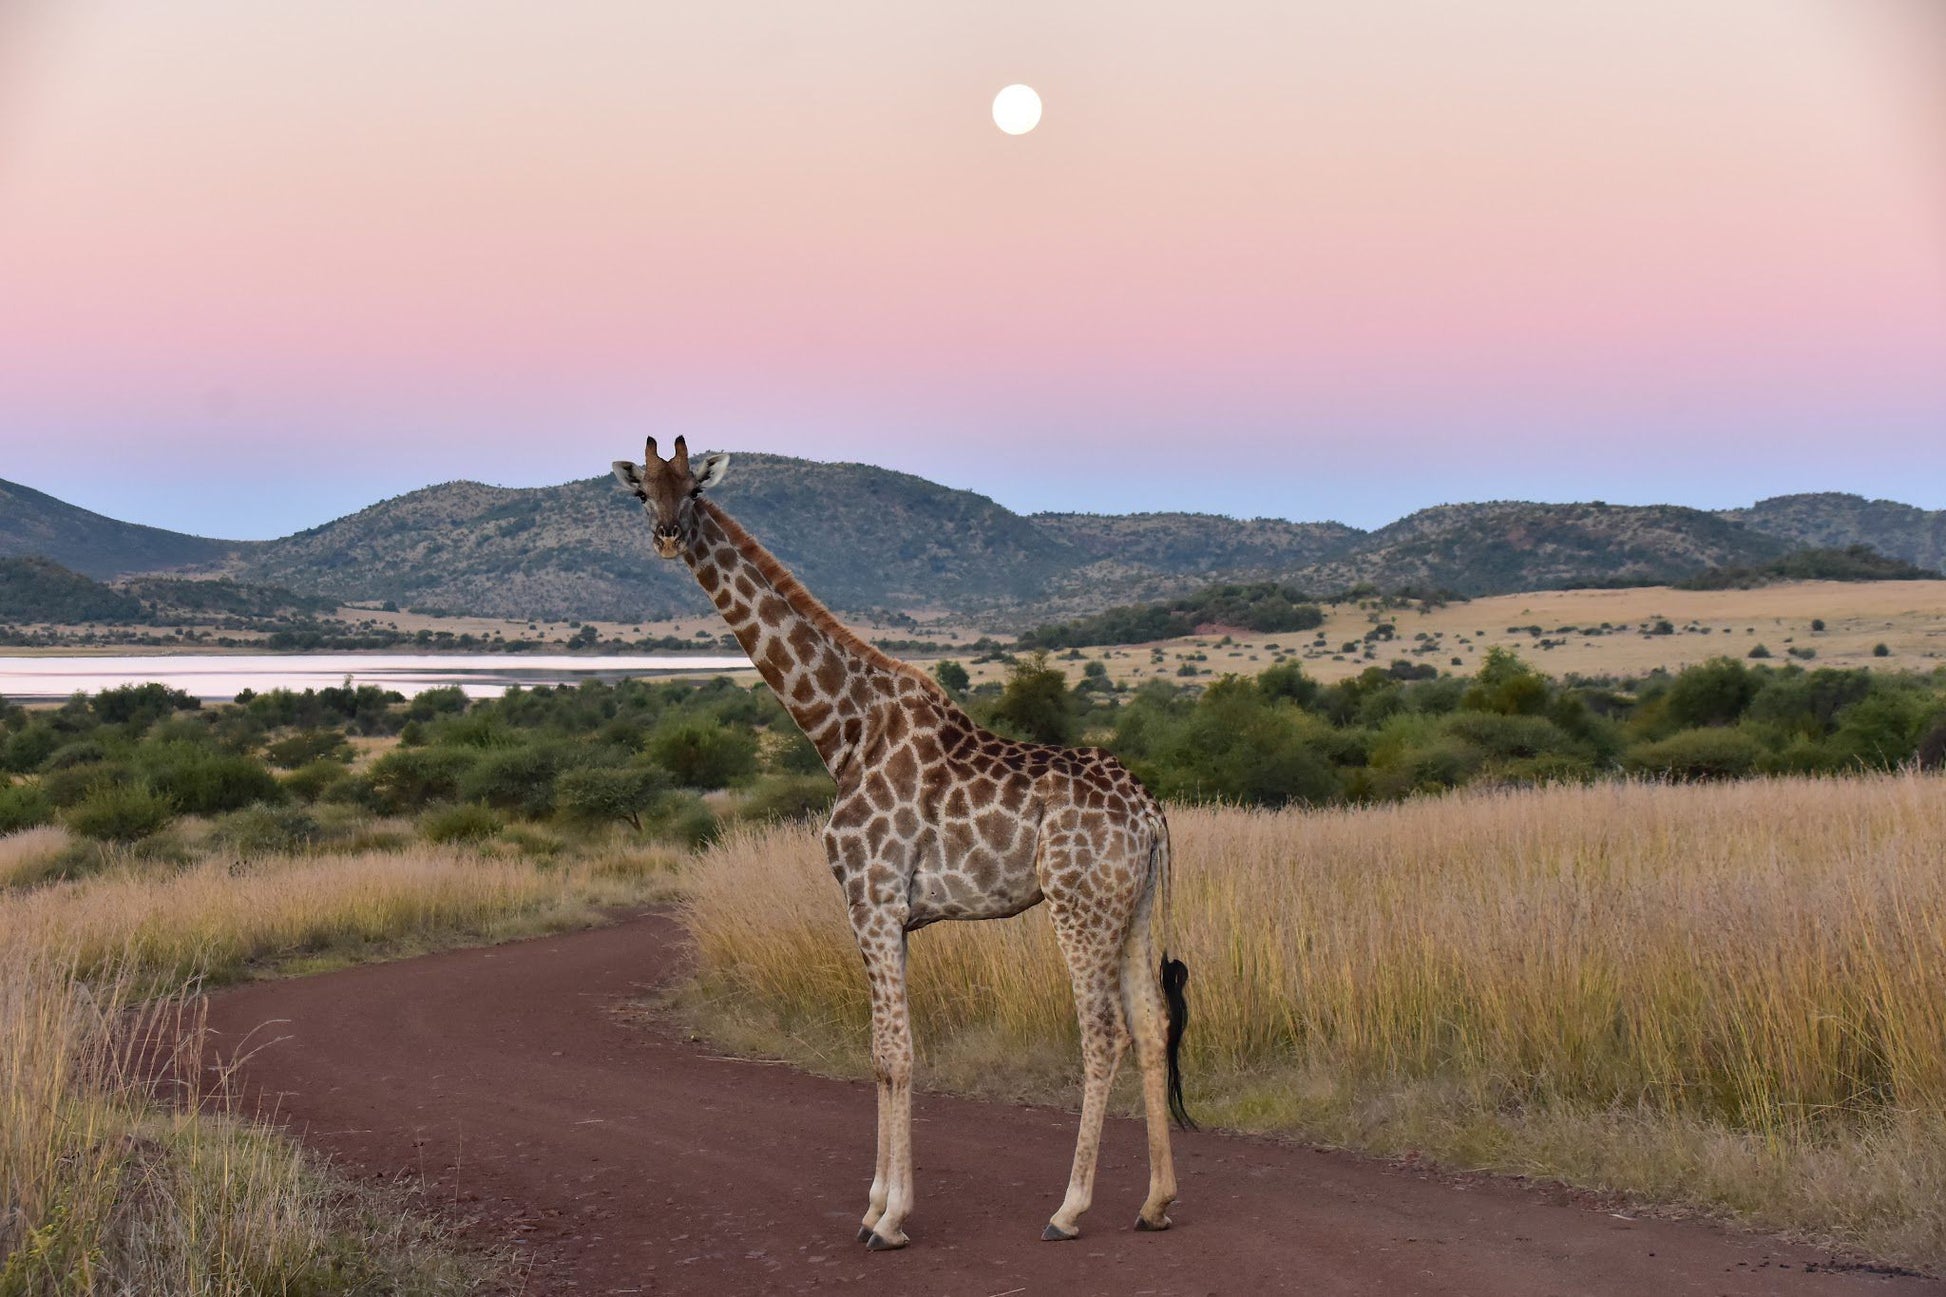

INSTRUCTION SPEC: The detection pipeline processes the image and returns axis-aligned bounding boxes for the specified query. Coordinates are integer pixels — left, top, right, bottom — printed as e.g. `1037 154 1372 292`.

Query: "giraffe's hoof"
1134 1213 1173 1232
1041 1222 1080 1242
857 1225 875 1243
865 1230 908 1251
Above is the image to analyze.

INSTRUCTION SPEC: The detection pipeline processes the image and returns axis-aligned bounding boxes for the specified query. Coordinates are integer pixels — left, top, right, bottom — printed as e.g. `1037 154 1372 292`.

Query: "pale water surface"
0 653 752 701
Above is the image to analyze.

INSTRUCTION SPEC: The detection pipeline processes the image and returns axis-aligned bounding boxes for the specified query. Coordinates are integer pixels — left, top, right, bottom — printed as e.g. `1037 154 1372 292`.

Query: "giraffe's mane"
697 498 951 700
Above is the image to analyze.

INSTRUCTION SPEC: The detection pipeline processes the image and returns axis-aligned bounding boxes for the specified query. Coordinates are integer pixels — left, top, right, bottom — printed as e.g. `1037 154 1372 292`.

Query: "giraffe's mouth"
651 523 686 558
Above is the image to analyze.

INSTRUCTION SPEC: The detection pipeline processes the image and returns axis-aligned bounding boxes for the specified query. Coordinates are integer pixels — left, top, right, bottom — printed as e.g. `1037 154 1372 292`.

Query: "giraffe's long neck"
683 499 907 777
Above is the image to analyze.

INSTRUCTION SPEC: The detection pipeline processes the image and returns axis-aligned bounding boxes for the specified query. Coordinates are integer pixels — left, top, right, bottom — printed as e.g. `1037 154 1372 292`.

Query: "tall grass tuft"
0 949 475 1295
682 773 1946 1267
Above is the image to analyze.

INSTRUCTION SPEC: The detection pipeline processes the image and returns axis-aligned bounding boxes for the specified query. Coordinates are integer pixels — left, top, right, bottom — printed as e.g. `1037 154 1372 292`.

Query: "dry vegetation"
682 773 1946 1269
0 830 679 1295
953 578 1946 689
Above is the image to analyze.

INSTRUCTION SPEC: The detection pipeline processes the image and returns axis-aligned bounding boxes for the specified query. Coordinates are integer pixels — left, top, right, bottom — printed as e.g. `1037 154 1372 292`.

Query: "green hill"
0 477 242 578
5 466 1942 629
0 557 143 623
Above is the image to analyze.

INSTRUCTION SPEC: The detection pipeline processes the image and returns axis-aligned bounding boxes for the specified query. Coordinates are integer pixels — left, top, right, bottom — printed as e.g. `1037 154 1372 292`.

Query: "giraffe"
613 436 1193 1250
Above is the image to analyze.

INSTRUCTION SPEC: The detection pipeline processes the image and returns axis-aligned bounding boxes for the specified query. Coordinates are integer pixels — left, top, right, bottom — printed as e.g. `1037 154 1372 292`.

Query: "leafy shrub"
141 747 284 814
1624 729 1764 781
1748 644 1772 659
932 660 969 694
44 739 109 770
0 724 58 773
737 774 836 824
64 783 176 842
418 802 504 844
283 758 353 803
0 782 53 834
988 653 1075 745
646 792 718 848
264 729 352 769
1461 648 1549 716
648 721 758 789
1662 657 1758 728
458 743 570 818
365 746 479 813
556 765 671 830
210 804 323 855
42 762 133 809
1873 643 1891 658
1442 712 1579 761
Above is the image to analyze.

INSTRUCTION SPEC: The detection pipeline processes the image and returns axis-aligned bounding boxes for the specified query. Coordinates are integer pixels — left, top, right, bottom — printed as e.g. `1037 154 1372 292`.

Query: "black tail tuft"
1160 954 1195 1130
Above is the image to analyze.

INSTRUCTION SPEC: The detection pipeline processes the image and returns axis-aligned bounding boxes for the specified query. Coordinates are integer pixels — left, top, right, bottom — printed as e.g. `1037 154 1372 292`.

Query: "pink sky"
1 0 1942 536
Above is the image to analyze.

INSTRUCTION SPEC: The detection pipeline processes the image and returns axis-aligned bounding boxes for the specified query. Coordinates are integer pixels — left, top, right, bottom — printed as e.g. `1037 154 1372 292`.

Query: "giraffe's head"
611 436 731 558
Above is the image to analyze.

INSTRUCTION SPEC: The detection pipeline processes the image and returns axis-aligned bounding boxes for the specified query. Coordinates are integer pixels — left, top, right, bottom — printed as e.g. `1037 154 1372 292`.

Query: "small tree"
990 653 1076 745
932 660 970 695
557 765 671 831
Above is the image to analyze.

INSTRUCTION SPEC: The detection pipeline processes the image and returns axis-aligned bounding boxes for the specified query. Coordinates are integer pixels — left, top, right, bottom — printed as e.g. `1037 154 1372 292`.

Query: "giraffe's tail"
1153 821 1195 1131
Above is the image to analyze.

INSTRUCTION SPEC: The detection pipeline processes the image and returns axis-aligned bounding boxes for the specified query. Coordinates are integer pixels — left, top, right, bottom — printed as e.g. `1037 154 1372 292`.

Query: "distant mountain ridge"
0 477 245 578
1 465 1940 627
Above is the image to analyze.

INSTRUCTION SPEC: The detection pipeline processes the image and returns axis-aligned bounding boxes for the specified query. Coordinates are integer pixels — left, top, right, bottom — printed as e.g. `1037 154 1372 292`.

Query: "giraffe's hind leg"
1039 835 1136 1240
1121 904 1179 1230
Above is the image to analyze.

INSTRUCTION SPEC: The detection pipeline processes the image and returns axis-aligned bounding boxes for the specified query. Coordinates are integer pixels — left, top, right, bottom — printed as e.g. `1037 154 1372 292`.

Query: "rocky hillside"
1305 501 1791 597
1725 494 1946 572
0 477 242 578
4 467 1940 628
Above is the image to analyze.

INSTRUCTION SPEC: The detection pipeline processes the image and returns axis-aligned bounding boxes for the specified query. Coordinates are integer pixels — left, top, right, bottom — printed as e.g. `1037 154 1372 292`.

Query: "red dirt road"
205 912 1940 1296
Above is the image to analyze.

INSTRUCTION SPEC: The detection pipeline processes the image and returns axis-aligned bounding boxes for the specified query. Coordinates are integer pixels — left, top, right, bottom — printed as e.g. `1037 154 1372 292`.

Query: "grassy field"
682 772 1946 1269
0 827 678 1296
955 578 1946 689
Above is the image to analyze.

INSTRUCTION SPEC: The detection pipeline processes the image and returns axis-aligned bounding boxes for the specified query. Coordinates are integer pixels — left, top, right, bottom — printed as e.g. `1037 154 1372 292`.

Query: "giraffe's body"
614 439 1189 1249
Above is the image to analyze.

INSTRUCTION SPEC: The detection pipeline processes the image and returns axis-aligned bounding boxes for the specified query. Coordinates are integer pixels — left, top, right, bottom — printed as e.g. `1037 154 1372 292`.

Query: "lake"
0 652 754 702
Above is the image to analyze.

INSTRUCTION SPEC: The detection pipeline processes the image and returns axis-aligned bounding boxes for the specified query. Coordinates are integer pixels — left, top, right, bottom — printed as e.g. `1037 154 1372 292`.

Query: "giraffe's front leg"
857 1079 890 1241
851 906 914 1250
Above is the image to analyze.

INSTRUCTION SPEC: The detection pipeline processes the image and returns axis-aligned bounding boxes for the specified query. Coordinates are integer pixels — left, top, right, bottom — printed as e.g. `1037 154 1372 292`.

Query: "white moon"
992 84 1042 135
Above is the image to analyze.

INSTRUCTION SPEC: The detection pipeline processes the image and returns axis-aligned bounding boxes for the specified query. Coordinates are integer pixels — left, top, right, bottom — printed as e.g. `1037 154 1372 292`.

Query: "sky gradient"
2 0 1942 537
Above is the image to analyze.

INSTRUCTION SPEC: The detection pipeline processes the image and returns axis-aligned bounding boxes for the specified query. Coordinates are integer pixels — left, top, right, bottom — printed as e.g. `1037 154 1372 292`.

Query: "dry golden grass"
0 837 679 1294
0 949 481 1296
682 773 1946 1268
0 827 70 889
950 578 1946 688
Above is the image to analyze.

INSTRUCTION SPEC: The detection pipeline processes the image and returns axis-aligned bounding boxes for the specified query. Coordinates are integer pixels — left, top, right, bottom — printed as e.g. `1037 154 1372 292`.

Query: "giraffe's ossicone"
614 436 1191 1250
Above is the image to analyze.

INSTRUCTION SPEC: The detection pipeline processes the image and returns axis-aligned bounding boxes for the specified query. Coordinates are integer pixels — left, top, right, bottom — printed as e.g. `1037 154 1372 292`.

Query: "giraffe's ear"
611 461 646 495
693 453 731 492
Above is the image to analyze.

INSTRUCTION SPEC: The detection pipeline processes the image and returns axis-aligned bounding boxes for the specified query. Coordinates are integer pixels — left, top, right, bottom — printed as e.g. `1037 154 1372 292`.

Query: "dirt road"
205 911 1940 1296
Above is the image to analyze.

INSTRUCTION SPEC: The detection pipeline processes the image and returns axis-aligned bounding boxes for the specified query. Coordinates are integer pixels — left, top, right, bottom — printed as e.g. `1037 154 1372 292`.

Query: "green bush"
1442 712 1579 761
365 745 479 813
0 724 59 773
210 804 323 855
264 729 353 769
42 761 133 809
458 743 570 818
142 747 284 815
418 802 504 844
737 773 836 824
282 758 353 803
646 792 718 849
45 739 110 770
556 765 671 830
988 652 1076 745
1624 729 1764 781
932 660 970 694
648 721 758 789
0 781 54 834
1663 657 1758 728
64 783 176 842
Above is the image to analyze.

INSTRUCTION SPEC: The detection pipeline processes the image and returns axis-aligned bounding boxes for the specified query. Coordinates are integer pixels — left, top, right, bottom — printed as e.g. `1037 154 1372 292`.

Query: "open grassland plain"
0 828 680 1296
682 773 1946 1271
959 579 1946 690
